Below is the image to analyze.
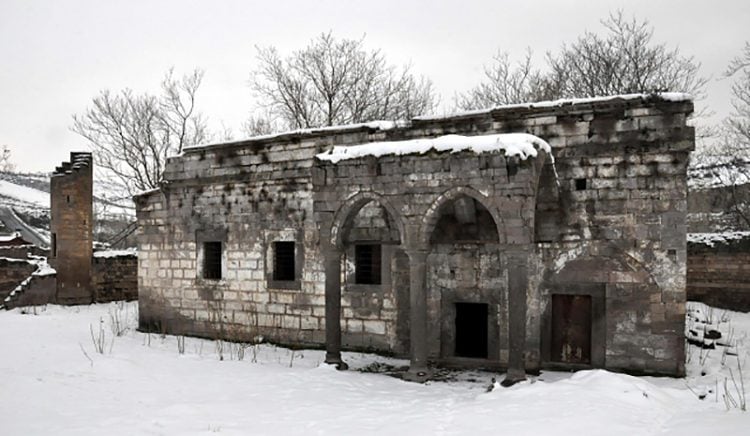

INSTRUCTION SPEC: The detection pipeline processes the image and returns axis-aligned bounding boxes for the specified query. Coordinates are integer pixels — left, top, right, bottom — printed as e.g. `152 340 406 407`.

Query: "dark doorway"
455 303 489 358
551 294 592 364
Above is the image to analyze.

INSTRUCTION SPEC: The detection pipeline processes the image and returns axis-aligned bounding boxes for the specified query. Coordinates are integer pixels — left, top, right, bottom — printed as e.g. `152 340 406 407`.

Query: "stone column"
503 249 528 386
405 249 429 381
324 250 347 369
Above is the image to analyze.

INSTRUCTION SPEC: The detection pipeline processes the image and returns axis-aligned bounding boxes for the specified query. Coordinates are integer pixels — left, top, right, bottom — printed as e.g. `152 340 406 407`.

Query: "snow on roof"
183 121 403 153
687 231 750 247
32 263 56 277
93 248 137 258
413 92 693 121
0 232 23 242
132 187 162 198
179 93 690 156
0 256 34 264
315 133 551 164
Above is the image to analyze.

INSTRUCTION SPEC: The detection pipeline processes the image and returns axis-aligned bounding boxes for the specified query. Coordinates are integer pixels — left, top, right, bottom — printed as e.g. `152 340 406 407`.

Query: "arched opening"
331 194 408 354
422 190 503 363
341 200 401 246
429 196 499 244
534 161 563 243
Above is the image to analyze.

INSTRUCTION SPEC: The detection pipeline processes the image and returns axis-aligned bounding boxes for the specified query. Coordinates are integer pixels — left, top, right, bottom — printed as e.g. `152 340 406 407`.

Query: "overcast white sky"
1 0 748 172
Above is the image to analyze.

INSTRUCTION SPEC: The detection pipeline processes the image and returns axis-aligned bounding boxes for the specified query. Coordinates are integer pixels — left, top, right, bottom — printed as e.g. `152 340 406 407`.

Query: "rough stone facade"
50 152 93 304
93 253 138 302
136 94 694 380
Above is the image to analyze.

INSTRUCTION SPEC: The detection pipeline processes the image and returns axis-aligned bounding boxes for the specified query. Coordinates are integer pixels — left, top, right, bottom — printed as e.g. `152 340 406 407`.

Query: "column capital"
405 248 428 262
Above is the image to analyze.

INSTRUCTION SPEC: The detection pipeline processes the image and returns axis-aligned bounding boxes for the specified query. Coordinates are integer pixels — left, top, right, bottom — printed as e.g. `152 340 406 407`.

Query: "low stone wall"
0 245 48 260
0 257 36 302
93 254 137 302
4 274 57 309
687 235 750 312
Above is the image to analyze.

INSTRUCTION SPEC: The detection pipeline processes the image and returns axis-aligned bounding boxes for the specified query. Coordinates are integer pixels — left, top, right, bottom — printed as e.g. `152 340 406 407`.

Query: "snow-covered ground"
0 302 748 435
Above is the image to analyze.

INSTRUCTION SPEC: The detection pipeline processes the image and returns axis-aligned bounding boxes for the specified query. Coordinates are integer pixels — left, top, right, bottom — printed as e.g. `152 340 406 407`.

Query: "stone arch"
420 186 504 247
330 191 405 250
547 244 657 285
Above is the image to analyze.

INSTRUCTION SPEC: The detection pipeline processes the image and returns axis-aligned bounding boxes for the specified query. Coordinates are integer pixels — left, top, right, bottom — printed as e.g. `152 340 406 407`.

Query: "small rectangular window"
203 241 222 280
51 233 57 257
273 241 295 281
355 244 381 285
575 178 587 191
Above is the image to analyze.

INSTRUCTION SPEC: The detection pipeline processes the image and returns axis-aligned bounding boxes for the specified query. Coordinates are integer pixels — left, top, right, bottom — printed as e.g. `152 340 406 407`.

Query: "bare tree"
459 12 707 111
250 33 437 131
242 112 279 137
72 68 208 197
724 42 750 157
0 145 15 173
456 50 558 110
547 11 707 99
702 42 750 229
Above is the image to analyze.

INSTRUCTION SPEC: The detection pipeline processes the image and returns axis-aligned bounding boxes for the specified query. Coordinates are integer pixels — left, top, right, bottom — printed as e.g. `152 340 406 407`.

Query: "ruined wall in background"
688 236 750 312
0 258 36 302
93 253 138 303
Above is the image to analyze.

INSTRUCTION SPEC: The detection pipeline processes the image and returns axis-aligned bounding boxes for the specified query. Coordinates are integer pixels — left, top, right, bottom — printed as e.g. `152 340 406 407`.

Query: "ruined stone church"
136 93 693 383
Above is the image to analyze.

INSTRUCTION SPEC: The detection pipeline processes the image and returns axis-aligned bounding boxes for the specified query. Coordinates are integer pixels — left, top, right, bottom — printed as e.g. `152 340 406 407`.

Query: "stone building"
136 93 694 383
50 152 94 304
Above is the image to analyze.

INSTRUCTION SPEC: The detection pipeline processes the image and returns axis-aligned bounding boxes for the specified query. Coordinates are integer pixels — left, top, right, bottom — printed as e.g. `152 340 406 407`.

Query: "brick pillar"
503 250 528 386
405 249 429 381
324 250 347 369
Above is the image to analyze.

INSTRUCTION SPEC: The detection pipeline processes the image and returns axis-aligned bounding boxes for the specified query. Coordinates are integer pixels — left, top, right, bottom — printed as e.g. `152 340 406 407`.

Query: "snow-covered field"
0 302 748 435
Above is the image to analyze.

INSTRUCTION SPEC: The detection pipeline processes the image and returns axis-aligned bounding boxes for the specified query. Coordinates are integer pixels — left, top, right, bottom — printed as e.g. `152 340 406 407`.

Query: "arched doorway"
422 189 504 365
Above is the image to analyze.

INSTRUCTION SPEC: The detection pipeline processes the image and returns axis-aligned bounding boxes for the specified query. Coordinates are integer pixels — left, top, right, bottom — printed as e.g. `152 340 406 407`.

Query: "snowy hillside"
0 171 135 218
0 172 135 246
0 302 747 435
689 159 750 190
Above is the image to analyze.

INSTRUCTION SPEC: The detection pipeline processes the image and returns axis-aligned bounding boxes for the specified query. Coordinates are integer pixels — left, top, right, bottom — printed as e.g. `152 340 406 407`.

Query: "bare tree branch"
458 11 707 111
71 68 207 197
547 11 708 99
249 32 437 131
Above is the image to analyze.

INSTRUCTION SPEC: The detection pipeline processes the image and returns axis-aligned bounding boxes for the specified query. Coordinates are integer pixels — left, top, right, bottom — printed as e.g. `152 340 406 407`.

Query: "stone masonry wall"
93 254 138 303
137 95 693 376
0 258 36 302
136 139 326 344
688 238 750 312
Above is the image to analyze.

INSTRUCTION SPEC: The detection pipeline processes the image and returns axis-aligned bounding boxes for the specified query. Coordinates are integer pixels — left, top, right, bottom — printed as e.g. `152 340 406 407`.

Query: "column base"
500 368 527 387
403 366 431 383
324 353 349 370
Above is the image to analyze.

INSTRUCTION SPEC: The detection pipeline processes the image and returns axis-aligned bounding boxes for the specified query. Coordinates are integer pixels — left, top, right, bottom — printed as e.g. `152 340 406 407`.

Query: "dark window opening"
355 244 381 285
575 178 587 190
203 241 222 280
273 241 295 281
455 303 488 358
51 233 57 257
551 294 592 364
66 195 70 203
